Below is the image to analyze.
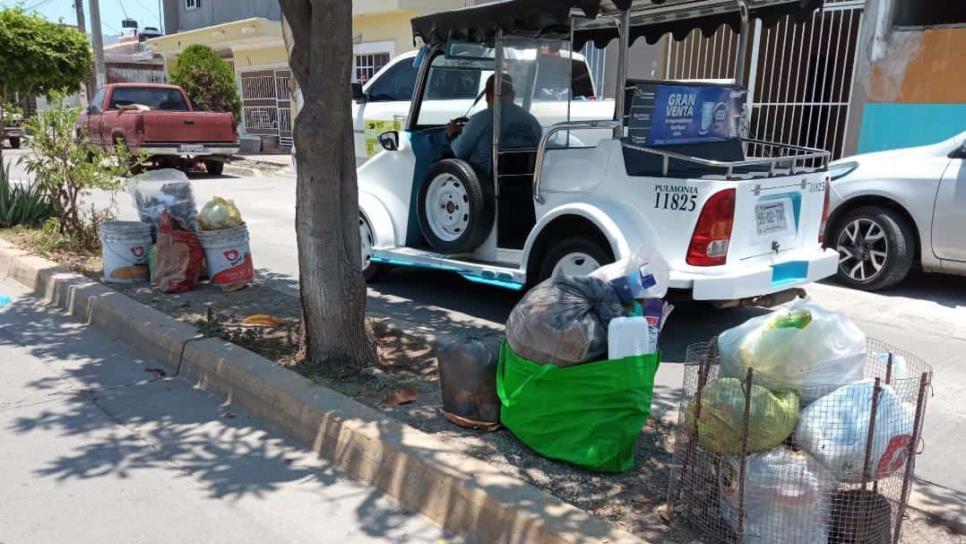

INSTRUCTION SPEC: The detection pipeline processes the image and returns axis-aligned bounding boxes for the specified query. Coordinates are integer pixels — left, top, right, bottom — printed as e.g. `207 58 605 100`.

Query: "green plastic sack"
497 342 660 472
686 377 800 455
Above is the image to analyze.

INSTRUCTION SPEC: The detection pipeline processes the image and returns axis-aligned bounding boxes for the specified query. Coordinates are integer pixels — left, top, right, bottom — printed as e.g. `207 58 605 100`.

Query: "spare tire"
417 159 494 253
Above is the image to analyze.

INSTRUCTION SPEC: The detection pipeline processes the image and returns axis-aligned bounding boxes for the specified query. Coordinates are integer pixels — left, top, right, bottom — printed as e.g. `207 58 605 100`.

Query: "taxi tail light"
687 188 735 266
819 177 831 244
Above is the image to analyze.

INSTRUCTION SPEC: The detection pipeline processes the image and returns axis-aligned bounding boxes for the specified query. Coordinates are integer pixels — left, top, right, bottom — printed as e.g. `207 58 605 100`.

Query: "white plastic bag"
718 299 866 403
589 247 669 302
128 168 198 231
796 380 914 483
719 447 837 543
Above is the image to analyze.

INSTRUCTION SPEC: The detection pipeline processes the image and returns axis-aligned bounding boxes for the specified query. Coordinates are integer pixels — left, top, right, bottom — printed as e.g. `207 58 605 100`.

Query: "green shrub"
22 93 131 250
0 163 53 228
169 44 241 121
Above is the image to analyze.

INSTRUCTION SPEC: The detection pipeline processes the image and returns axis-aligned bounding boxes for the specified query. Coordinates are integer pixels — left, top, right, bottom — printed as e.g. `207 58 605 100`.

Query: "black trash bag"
439 334 503 429
506 275 624 367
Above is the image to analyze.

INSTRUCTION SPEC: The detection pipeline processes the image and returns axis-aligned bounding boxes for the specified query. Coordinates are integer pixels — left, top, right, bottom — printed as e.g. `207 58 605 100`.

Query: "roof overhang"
146 17 282 55
411 0 823 48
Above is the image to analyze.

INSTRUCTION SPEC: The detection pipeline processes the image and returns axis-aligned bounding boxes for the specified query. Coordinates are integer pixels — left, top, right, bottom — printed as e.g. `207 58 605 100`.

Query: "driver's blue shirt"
450 102 543 176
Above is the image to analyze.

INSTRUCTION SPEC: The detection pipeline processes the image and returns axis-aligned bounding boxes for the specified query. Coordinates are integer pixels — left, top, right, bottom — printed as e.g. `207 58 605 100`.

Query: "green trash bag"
685 377 800 455
496 342 660 473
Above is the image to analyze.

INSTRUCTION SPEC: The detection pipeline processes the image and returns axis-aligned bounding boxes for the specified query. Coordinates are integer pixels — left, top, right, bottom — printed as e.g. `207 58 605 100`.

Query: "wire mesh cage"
668 337 932 544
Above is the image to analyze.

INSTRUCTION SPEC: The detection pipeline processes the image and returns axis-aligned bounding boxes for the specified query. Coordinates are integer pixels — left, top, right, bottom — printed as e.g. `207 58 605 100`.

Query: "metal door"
275 69 293 149
240 69 279 145
665 0 864 160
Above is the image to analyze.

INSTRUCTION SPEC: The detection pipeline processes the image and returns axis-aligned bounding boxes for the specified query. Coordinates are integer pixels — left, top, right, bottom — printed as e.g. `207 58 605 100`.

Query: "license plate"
179 144 205 153
756 202 787 235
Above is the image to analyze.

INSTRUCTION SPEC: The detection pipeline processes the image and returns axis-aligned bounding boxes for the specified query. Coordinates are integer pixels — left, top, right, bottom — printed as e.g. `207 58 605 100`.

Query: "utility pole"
88 0 107 89
74 0 96 102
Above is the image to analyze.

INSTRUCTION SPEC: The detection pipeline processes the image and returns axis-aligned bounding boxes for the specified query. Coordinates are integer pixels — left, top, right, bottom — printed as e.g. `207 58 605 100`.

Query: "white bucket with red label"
100 221 152 284
197 225 254 291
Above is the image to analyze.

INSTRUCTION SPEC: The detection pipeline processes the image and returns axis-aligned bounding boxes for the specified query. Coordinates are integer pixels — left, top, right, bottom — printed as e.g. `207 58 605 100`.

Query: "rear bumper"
4 128 25 138
139 144 239 158
669 246 838 301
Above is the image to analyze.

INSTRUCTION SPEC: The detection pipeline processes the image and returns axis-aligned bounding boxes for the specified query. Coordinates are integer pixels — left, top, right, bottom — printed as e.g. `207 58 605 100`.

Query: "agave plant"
0 163 54 228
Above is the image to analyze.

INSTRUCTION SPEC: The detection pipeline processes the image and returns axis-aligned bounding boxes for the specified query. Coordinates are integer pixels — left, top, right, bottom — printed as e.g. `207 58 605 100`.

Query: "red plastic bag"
154 211 204 293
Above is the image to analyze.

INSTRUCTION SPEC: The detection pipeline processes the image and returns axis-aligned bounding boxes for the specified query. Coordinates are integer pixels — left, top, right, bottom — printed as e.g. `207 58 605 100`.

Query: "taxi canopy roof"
411 0 823 48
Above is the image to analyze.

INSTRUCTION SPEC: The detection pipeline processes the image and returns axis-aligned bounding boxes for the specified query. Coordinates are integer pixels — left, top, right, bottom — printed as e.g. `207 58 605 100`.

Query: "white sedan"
826 131 966 290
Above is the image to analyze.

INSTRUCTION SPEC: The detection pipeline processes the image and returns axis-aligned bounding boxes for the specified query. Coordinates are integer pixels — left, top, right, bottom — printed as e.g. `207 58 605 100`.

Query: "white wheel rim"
359 215 374 271
836 217 888 282
424 173 470 242
552 251 601 277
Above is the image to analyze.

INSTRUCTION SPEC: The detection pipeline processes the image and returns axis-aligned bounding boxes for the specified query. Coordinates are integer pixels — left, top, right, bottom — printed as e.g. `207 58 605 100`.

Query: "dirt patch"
2 228 959 543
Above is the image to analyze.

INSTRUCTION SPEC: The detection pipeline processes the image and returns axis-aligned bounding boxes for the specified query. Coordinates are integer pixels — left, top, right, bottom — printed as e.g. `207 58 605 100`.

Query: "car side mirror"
378 130 398 152
950 141 966 159
351 82 366 102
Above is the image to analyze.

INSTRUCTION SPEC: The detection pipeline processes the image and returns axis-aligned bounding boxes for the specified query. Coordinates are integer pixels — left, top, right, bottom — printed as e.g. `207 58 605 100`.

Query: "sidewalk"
0 277 457 544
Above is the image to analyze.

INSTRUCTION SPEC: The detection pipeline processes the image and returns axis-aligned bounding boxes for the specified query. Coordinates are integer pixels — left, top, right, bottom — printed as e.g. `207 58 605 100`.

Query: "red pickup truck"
79 83 239 175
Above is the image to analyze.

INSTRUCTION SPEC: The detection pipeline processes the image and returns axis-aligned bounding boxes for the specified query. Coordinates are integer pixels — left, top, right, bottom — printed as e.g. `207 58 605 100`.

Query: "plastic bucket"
100 221 153 283
197 225 254 291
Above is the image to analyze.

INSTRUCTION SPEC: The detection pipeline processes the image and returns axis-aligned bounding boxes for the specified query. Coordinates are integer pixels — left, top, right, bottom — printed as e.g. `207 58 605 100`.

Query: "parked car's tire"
204 160 225 176
831 205 915 291
537 234 615 284
360 214 386 282
417 159 494 253
8 137 20 149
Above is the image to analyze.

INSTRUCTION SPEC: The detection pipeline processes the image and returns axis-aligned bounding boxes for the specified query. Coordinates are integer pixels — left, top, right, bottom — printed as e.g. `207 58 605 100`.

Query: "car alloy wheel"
424 173 470 243
359 215 375 271
836 217 888 283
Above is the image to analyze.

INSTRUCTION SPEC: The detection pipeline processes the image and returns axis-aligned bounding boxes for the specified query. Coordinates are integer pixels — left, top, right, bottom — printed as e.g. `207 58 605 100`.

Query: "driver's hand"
446 119 464 139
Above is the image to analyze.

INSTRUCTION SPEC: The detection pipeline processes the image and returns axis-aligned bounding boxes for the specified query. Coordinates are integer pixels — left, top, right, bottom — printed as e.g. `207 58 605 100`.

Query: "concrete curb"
0 239 644 544
223 165 258 177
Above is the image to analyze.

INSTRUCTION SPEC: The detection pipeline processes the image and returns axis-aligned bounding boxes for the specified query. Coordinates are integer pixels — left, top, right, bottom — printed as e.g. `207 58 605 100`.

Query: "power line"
117 0 127 19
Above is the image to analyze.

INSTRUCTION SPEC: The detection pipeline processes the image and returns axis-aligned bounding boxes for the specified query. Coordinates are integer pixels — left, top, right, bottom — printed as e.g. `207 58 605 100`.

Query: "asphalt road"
0 277 457 543
4 149 965 509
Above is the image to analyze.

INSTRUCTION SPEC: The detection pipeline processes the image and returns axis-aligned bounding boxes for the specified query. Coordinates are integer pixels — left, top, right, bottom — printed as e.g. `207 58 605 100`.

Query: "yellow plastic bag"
198 196 244 231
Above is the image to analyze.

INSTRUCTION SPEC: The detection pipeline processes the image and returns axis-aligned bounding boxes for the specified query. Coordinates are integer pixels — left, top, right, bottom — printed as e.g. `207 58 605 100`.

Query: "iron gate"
665 0 864 159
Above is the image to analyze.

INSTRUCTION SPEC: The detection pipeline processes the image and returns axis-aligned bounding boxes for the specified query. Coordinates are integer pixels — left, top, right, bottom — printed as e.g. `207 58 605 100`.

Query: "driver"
446 74 542 177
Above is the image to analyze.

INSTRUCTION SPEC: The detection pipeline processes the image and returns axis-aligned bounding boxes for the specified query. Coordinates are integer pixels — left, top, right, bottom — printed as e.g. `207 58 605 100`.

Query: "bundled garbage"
673 300 931 543
121 169 253 293
496 249 671 472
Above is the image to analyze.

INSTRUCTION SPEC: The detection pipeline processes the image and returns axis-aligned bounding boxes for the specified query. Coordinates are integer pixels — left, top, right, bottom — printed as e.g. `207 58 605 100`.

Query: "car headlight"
828 161 858 181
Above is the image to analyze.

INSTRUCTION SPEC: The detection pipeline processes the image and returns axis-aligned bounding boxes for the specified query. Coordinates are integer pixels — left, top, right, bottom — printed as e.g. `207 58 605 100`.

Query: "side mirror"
949 141 966 159
351 82 366 102
378 130 399 152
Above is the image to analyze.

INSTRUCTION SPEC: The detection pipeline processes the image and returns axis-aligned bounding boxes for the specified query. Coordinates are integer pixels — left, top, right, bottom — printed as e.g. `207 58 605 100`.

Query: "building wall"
353 11 420 60
164 0 281 34
845 0 966 154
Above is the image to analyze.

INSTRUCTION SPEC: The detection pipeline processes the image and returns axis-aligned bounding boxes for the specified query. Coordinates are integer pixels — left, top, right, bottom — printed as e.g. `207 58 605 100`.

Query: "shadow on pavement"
0 281 453 543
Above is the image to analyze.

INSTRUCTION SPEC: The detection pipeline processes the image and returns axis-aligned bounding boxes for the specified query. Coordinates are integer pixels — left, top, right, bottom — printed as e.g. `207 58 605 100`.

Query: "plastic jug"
608 316 653 359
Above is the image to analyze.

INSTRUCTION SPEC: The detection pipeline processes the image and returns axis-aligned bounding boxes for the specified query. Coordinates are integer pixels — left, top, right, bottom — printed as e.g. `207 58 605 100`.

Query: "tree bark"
279 0 375 372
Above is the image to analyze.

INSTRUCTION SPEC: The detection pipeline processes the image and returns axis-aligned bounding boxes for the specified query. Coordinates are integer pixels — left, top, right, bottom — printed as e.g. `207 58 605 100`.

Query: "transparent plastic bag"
718 299 866 403
589 247 670 302
796 380 914 483
685 377 800 454
198 196 244 231
505 275 623 367
719 447 837 543
128 168 198 231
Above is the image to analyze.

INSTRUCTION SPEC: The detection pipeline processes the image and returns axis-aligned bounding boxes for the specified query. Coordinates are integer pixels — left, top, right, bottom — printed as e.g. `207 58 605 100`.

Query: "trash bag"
795 380 914 483
439 334 504 430
589 247 670 302
505 275 623 367
128 168 198 231
198 196 244 231
718 299 867 403
497 341 660 472
685 377 800 454
719 447 837 544
153 211 204 293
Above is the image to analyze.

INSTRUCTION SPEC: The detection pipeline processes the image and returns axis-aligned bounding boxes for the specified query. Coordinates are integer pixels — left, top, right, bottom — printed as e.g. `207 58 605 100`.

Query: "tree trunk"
279 0 375 372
